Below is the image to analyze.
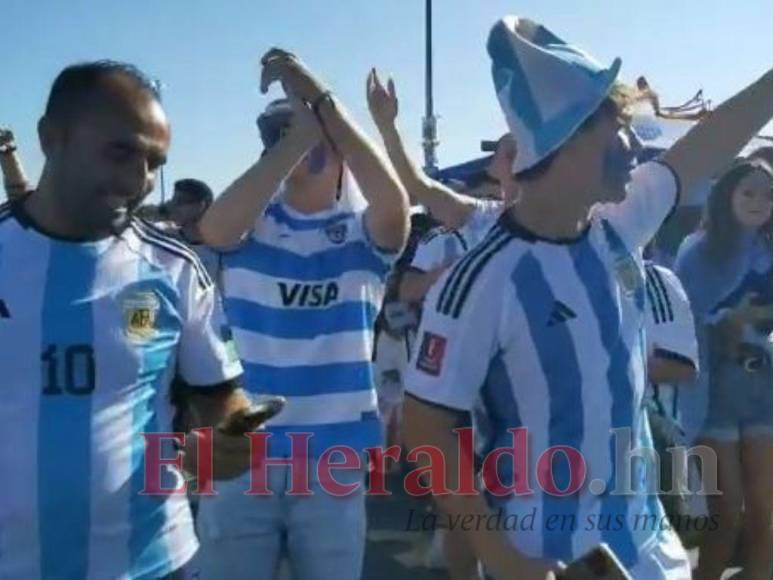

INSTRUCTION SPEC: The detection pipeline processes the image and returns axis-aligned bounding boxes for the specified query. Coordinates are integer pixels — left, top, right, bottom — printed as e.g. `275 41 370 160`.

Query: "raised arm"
261 49 409 252
1 128 32 200
366 70 479 229
198 97 319 249
663 68 773 201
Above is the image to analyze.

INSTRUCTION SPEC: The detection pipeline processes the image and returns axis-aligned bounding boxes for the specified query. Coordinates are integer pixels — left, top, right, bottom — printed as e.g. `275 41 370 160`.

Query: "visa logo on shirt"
278 282 340 308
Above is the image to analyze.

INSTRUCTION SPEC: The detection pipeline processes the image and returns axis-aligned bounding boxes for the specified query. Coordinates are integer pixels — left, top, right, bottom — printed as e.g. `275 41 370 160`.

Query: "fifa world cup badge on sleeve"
417 332 447 376
123 291 160 342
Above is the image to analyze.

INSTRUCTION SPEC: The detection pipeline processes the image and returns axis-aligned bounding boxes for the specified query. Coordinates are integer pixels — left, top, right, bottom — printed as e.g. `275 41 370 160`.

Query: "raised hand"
285 95 323 151
0 128 17 153
259 48 326 103
366 68 399 131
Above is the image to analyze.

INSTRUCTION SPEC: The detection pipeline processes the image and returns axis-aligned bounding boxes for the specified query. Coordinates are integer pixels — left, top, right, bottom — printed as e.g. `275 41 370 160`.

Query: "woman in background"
676 158 773 580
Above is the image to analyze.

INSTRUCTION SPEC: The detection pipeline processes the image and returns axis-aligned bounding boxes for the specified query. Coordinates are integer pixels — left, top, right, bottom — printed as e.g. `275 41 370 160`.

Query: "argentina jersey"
412 200 504 273
220 200 396 456
0 202 242 579
411 227 471 273
643 262 698 423
406 161 683 570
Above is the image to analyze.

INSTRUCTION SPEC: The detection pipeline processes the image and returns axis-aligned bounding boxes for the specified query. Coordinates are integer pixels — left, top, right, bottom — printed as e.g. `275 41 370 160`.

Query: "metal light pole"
152 79 168 203
422 0 439 175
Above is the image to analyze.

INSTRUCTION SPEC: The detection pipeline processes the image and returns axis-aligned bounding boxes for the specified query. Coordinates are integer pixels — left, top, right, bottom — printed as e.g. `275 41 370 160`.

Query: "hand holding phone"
217 395 286 436
557 544 632 580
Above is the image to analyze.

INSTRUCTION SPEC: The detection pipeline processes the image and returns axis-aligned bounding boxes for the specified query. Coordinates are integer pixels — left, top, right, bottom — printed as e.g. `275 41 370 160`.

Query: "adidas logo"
547 300 576 327
0 299 9 319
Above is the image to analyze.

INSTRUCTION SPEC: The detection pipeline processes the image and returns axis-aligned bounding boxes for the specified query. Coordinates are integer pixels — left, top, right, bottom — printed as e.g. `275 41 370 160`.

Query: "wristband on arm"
310 91 339 154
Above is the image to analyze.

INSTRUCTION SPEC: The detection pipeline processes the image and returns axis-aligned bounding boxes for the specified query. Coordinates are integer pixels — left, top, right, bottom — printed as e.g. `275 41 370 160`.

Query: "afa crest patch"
325 222 348 245
614 256 642 298
123 291 160 342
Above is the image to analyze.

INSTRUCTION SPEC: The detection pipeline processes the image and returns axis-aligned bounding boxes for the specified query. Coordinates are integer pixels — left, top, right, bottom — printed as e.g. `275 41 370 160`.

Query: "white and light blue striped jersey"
220 200 396 456
643 262 698 423
0 203 242 580
411 200 503 272
406 161 681 568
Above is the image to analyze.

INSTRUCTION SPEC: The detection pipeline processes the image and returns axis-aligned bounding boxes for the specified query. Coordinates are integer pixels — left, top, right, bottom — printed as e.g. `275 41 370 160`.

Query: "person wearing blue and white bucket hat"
404 14 773 580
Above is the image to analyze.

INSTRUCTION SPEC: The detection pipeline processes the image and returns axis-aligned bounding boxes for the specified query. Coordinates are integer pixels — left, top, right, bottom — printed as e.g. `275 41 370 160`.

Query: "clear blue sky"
2 0 771 202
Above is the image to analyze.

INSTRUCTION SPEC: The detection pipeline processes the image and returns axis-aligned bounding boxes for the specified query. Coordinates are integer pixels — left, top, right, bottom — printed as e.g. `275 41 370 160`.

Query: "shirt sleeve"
411 231 452 272
595 161 680 252
177 262 243 387
356 210 399 270
644 264 699 368
464 199 503 238
404 261 502 412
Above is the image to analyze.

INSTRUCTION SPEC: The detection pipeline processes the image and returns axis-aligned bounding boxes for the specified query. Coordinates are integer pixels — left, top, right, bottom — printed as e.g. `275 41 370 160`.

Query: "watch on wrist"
0 144 17 156
311 91 335 115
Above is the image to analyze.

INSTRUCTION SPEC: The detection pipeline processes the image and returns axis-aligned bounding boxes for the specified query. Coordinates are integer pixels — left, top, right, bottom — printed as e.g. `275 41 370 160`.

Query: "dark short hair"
173 178 214 207
257 99 293 150
44 60 160 127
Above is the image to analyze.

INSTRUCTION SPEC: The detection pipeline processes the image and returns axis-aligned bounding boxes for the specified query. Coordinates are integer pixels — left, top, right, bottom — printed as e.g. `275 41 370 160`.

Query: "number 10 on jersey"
41 344 96 396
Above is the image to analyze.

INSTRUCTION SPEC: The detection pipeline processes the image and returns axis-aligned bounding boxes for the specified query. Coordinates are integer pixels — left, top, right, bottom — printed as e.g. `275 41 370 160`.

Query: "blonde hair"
608 82 642 123
584 82 642 129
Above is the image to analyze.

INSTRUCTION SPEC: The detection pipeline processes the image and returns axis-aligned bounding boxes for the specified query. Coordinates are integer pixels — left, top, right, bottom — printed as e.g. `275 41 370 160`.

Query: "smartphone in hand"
558 544 632 580
218 395 286 436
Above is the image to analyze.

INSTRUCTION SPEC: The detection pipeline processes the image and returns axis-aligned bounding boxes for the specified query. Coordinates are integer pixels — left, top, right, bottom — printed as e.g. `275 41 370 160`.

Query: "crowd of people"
1 12 773 580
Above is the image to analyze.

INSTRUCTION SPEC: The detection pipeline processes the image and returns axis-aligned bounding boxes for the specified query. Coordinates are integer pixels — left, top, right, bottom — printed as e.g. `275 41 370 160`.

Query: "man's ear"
37 116 62 159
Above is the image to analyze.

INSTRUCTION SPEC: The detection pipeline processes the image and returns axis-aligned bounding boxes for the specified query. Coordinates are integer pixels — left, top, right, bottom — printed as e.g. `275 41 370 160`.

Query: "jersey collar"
498 209 591 245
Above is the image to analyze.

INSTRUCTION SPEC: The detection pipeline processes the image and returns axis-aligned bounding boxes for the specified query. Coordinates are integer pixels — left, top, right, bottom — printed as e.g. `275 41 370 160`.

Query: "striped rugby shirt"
0 201 242 579
220 200 396 457
406 161 683 567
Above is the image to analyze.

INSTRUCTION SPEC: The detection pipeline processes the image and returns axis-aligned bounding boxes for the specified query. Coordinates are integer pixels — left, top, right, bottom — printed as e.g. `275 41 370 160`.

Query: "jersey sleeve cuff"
361 211 402 260
179 362 243 389
651 159 682 221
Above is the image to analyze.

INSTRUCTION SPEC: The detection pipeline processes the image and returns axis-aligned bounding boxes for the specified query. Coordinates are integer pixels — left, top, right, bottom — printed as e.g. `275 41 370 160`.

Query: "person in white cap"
195 49 409 580
403 14 773 579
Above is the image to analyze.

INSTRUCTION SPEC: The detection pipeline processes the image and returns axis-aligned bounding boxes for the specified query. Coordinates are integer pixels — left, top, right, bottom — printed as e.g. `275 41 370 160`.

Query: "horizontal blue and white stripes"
221 201 394 456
